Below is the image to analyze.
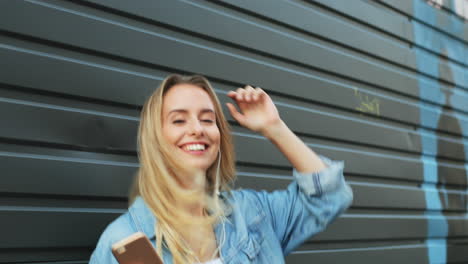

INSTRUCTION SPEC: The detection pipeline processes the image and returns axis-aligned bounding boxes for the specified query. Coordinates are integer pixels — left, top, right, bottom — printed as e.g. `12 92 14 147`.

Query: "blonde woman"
90 74 353 263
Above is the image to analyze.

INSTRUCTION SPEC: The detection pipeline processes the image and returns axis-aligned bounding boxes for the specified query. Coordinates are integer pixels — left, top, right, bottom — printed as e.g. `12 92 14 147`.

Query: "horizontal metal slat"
0 248 91 263
287 243 428 264
0 1 426 107
0 42 158 106
215 0 466 89
3 39 468 141
0 99 137 151
319 0 468 67
0 210 122 248
0 152 136 197
215 0 415 68
2 86 467 166
3 209 466 249
377 0 468 44
315 213 468 241
308 0 414 41
3 0 468 117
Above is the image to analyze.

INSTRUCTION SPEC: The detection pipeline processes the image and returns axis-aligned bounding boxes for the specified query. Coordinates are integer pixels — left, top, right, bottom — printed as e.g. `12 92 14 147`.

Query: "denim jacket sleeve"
252 155 353 255
88 213 137 264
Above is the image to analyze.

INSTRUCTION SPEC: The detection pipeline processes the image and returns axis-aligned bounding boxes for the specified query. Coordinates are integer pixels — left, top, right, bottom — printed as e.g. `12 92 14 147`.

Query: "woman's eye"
173 120 185 124
201 119 214 123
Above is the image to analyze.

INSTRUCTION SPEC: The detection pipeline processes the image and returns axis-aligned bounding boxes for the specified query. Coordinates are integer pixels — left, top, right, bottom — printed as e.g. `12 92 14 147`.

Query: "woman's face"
162 83 221 174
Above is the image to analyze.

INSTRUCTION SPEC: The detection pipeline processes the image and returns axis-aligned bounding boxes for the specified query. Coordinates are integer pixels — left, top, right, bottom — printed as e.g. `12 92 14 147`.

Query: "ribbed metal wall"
1 0 467 263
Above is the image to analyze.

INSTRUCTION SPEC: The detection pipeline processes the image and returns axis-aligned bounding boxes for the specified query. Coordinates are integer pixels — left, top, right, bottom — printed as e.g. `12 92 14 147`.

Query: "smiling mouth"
180 143 209 153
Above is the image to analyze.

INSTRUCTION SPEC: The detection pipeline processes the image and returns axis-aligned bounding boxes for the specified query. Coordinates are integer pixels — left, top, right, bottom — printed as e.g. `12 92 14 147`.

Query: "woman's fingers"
245 85 255 102
227 90 237 98
226 102 245 124
254 87 264 101
228 85 264 103
235 87 245 101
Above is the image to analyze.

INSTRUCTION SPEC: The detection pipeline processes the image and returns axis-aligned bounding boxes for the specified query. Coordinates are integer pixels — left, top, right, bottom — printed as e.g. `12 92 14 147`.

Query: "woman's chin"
182 161 213 173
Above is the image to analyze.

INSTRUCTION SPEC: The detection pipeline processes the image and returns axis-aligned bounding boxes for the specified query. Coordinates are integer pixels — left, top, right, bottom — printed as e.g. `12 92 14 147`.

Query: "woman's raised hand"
226 85 281 136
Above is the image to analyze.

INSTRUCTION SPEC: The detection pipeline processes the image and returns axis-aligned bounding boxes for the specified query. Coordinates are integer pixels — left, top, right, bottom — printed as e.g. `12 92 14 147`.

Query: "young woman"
90 74 353 264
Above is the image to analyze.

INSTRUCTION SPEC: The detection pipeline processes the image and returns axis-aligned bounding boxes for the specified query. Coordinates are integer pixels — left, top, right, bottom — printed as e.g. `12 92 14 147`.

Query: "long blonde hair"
134 74 236 263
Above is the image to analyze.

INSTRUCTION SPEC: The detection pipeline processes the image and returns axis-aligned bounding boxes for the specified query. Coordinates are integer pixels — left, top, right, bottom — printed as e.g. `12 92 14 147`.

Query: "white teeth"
184 144 205 151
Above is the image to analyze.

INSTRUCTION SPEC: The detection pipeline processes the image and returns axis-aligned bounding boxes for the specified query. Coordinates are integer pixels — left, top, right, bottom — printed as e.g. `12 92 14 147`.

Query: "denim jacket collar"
127 194 265 263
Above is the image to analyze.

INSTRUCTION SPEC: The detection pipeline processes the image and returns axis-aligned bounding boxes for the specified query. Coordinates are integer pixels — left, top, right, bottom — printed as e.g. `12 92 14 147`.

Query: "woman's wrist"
261 119 287 141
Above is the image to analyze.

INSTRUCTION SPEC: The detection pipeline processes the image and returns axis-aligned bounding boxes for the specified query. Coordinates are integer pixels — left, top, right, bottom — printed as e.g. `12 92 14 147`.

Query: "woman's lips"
179 143 209 155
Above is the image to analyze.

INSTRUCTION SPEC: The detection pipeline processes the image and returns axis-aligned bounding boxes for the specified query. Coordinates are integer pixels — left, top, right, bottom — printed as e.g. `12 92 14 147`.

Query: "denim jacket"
89 156 353 263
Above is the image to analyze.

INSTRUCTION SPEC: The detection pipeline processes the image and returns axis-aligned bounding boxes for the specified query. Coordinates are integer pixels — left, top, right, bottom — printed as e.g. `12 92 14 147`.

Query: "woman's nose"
188 120 203 136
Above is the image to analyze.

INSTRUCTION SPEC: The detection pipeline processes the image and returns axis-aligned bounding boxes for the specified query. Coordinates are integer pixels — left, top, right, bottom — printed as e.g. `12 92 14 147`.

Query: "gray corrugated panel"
75 0 468 130
287 241 468 263
376 0 468 44
2 248 90 264
0 209 123 248
0 1 415 94
0 195 127 210
313 213 468 240
235 98 421 152
0 98 137 151
412 25 468 68
84 0 416 72
0 183 435 259
8 89 468 173
2 1 468 129
219 0 466 96
268 100 465 161
343 0 468 67
5 0 468 113
0 196 126 262
217 0 414 64
237 173 429 210
0 135 458 256
235 132 443 185
7 0 467 118
289 240 468 263
2 48 467 157
217 0 459 90
0 149 136 197
3 0 464 108
4 36 468 144
2 91 428 184
306 0 468 84
0 39 158 106
8 88 468 163
375 0 414 15
4 48 468 161
71 0 468 98
3 122 464 188
19 262 89 264
307 0 414 41
286 244 429 263
0 41 427 128
1 180 461 253
0 131 426 190
0 0 467 263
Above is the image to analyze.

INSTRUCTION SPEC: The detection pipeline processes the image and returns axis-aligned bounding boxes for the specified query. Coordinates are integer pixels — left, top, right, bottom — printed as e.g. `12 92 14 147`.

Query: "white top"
199 258 223 264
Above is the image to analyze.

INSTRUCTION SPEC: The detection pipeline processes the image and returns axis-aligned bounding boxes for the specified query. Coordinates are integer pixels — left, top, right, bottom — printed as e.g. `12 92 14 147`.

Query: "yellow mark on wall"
354 88 380 116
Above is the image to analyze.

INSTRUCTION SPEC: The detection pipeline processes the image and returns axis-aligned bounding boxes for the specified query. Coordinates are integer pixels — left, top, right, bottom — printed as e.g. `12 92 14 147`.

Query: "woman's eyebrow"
168 108 215 115
168 109 188 115
200 109 215 114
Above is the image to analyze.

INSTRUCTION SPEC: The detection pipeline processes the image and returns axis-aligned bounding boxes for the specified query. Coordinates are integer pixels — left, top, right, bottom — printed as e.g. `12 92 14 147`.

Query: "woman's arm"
226 85 326 173
227 86 352 254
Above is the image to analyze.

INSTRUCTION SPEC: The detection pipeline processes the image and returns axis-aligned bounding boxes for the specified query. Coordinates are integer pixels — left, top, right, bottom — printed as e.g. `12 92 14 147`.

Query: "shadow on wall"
415 1 468 263
436 50 467 263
